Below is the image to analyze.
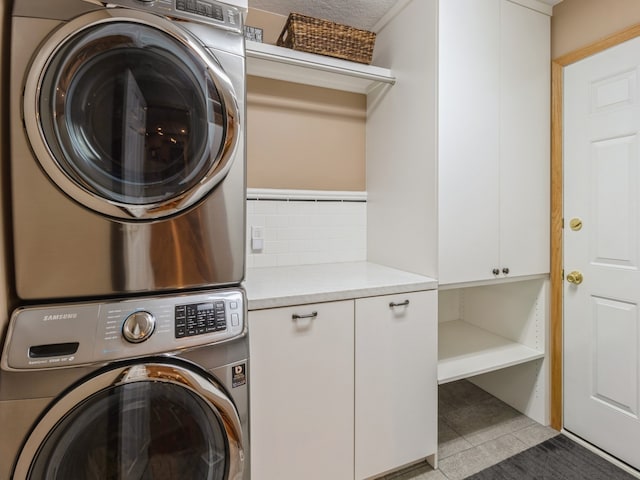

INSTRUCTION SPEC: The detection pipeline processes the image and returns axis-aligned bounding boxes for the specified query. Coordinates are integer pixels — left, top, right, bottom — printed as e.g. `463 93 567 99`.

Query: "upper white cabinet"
438 0 550 285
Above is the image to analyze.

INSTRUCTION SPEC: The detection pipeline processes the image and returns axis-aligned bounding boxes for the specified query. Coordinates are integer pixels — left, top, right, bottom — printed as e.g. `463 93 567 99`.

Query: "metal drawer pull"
389 300 410 308
292 311 318 321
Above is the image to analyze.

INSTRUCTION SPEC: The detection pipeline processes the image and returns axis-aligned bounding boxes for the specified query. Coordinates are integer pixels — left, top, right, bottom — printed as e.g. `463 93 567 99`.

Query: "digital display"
175 301 226 338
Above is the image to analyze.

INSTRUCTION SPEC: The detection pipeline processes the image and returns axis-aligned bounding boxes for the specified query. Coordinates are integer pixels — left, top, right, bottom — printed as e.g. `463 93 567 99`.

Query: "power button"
122 311 156 343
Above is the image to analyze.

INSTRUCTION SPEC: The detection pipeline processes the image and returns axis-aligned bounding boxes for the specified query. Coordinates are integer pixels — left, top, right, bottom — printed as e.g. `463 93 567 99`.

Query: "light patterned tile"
437 434 527 480
438 380 494 416
512 423 559 447
442 396 535 446
381 461 443 480
438 417 473 459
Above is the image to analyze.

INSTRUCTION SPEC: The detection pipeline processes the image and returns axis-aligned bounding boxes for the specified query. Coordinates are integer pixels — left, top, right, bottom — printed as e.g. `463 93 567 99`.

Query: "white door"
564 35 640 470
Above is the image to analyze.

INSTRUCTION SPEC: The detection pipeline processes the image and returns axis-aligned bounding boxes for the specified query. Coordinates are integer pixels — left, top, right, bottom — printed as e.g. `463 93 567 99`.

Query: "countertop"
243 261 438 310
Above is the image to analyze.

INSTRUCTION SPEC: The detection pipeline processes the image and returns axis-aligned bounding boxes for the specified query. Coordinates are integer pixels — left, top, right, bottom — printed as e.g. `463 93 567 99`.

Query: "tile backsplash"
246 190 367 268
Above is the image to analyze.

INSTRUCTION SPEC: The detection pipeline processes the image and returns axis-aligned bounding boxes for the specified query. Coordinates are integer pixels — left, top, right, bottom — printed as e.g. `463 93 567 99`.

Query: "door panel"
564 35 640 470
591 296 638 417
592 136 638 267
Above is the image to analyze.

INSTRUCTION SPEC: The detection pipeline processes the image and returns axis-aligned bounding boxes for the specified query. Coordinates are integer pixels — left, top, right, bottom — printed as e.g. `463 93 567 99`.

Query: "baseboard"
562 430 640 479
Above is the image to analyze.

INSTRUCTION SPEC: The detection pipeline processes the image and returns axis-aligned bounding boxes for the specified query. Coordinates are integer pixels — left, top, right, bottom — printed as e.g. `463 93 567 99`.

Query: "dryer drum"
23 11 240 220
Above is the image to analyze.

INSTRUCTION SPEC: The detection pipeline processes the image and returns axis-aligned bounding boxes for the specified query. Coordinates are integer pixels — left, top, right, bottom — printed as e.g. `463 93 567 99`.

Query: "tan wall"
246 75 366 191
245 8 367 191
246 8 288 45
552 0 640 58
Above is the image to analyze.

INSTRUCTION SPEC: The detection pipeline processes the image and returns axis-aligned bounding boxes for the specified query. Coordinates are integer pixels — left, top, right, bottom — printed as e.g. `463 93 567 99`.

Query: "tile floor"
382 379 559 480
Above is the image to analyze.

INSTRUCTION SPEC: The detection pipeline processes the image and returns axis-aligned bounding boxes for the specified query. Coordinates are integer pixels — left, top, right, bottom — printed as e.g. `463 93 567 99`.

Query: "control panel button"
122 311 156 343
175 301 228 339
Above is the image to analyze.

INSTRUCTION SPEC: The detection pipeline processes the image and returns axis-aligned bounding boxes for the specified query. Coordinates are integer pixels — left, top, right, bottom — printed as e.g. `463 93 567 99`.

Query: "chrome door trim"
23 8 240 221
12 361 244 479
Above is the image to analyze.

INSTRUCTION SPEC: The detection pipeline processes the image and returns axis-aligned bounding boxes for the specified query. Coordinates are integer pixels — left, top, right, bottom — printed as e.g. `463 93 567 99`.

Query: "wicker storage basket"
277 12 376 65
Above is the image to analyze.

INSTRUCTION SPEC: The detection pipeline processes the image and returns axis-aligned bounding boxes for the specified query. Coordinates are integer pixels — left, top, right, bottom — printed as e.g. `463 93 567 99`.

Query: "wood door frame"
550 24 640 430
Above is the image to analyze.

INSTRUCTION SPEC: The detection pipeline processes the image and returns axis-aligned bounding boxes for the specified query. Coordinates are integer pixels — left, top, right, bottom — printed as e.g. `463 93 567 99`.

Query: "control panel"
105 0 243 33
1 288 245 371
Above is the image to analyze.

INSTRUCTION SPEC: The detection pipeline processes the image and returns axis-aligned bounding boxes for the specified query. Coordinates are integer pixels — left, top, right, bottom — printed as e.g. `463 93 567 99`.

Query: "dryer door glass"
32 20 238 218
28 381 229 479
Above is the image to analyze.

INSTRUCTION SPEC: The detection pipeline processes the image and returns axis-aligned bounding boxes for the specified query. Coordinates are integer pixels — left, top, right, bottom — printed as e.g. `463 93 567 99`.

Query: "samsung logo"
43 313 78 321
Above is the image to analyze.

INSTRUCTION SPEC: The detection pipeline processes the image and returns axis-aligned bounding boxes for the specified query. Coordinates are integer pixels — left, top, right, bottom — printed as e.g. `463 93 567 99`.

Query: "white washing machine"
10 0 246 300
0 288 249 479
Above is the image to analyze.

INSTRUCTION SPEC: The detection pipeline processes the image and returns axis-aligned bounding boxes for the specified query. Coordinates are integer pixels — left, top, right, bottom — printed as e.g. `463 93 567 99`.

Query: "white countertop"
243 261 438 310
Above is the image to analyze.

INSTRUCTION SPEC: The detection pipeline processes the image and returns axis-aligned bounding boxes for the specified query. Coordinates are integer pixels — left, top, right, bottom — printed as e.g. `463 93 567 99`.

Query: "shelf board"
438 319 544 384
246 40 396 94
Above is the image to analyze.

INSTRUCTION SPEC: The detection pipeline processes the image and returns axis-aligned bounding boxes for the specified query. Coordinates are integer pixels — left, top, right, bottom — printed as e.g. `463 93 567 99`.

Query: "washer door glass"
28 382 228 479
31 17 238 218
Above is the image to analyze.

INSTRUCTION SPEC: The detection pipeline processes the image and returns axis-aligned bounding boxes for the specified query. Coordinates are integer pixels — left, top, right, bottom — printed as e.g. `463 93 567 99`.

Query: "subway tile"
251 200 279 215
251 254 278 268
245 199 367 268
263 240 289 255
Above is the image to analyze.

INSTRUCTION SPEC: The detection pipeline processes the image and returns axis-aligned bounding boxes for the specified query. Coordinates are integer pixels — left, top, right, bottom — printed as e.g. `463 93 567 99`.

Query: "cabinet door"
438 0 501 284
355 291 438 479
249 301 354 480
499 0 550 277
439 0 550 285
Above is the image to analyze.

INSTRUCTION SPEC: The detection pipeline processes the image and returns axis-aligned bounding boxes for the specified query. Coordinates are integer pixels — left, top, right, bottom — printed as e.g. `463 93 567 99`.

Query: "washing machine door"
23 8 240 220
12 361 244 480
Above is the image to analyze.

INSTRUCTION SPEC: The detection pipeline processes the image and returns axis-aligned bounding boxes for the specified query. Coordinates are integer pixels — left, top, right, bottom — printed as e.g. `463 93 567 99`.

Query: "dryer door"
23 9 240 220
12 361 244 480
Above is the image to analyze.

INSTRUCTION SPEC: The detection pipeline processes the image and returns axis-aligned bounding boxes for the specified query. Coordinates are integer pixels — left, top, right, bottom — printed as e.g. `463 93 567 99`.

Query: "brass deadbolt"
570 218 583 231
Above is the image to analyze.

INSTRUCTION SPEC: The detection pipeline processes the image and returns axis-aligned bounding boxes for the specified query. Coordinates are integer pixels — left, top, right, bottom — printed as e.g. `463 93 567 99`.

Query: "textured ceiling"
248 0 400 31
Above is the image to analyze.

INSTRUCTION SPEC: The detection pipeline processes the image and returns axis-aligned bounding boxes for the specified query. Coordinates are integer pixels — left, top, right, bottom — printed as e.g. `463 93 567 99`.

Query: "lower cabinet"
249 300 355 480
249 290 437 480
355 291 438 479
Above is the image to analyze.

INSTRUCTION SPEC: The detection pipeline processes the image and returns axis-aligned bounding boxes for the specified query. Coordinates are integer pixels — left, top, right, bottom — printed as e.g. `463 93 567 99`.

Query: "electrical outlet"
251 226 264 252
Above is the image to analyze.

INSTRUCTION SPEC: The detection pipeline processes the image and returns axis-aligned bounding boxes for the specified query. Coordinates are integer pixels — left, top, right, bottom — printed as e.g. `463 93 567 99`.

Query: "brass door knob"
566 271 583 285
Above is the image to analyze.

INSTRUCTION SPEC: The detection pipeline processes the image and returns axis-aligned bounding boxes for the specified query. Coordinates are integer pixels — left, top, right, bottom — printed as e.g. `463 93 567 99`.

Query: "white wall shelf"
246 40 396 94
438 319 545 384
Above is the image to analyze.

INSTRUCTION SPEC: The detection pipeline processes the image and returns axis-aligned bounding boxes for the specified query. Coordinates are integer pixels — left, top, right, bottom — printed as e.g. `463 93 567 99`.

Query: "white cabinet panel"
354 291 437 479
439 0 550 285
499 0 550 278
438 0 501 285
249 301 354 480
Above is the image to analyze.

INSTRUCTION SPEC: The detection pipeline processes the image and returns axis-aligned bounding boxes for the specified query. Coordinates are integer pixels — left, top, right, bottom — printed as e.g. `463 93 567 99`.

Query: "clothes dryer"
0 288 249 479
10 0 246 300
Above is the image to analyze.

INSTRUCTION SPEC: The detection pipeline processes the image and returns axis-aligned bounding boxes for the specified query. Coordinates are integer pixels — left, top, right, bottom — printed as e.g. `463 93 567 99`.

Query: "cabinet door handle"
389 300 410 308
292 311 318 321
502 267 510 275
492 268 500 275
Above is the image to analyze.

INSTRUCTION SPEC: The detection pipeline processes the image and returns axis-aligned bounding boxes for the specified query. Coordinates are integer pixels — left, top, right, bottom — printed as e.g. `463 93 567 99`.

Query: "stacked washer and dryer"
0 0 249 478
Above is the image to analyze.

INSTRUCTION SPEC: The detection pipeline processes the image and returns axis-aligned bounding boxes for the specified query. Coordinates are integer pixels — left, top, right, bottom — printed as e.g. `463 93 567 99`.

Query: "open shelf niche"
438 277 549 423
